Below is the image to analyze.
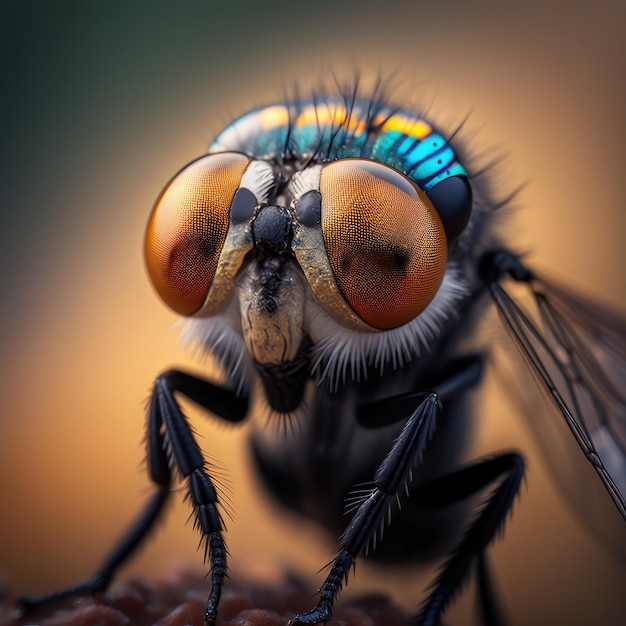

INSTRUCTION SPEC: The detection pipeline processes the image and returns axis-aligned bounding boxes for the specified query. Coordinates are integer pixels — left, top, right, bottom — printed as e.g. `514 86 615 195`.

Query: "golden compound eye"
145 152 250 315
320 159 447 329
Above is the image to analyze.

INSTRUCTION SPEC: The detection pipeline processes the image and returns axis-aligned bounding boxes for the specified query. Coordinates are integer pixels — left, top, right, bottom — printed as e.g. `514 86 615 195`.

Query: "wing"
488 266 626 524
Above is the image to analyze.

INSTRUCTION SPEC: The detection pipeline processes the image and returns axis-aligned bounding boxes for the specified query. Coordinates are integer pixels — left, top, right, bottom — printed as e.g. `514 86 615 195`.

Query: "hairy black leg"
147 370 247 625
20 369 247 625
289 393 440 625
288 356 485 625
414 453 524 626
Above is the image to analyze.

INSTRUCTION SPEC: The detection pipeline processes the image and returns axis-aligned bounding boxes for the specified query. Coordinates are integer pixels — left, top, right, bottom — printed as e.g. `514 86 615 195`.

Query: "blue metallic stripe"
406 144 456 186
405 132 448 164
209 100 468 192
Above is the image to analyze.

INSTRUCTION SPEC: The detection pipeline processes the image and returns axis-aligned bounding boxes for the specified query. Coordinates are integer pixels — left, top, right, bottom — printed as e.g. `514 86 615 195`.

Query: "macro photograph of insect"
0 2 625 626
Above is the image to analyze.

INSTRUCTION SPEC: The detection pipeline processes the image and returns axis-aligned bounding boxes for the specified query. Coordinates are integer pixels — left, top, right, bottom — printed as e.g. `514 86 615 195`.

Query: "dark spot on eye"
166 234 217 300
392 249 410 270
437 159 442 164
340 250 356 273
199 237 218 258
339 247 410 275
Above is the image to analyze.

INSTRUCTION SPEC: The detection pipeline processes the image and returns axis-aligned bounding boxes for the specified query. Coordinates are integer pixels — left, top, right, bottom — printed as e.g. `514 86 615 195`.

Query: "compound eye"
145 152 250 315
320 159 447 329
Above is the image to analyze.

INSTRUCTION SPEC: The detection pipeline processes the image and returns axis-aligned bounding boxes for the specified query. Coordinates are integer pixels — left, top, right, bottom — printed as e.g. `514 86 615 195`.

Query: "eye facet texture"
145 152 250 315
319 159 447 329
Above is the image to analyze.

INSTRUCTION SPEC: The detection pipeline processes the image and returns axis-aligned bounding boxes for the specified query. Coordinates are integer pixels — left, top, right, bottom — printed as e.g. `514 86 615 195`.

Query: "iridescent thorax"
210 99 468 190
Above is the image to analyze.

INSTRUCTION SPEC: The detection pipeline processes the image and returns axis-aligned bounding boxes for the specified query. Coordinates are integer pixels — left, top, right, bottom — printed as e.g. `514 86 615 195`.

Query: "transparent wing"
489 272 626 524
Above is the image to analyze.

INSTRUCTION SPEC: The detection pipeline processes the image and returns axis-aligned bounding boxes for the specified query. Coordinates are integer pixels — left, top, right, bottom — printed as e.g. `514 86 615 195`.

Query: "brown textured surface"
0 568 413 626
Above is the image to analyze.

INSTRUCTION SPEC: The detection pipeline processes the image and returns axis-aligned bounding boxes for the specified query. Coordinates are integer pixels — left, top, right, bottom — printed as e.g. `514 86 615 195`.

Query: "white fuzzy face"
179 259 469 405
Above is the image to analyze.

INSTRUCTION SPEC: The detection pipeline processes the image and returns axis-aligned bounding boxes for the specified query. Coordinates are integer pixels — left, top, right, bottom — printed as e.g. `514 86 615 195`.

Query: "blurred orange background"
0 2 624 625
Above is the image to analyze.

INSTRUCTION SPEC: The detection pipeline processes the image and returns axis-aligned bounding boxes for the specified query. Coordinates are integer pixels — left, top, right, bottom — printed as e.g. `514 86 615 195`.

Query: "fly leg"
412 453 524 626
148 370 248 625
20 369 247 626
289 393 440 625
361 354 523 626
359 355 524 626
289 356 484 626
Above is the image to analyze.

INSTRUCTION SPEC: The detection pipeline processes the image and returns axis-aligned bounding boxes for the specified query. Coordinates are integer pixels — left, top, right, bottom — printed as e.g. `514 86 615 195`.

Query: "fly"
18 82 626 626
